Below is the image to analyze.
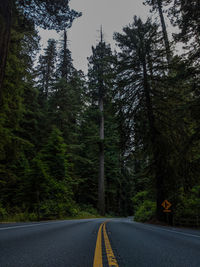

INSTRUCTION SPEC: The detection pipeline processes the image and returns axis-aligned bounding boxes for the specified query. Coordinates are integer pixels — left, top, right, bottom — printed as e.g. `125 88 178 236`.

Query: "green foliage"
174 186 200 220
36 39 57 97
0 204 8 220
3 212 38 222
134 200 156 222
40 127 69 180
131 190 156 223
34 127 76 218
0 14 40 211
40 200 78 218
16 0 81 31
79 204 98 216
132 191 149 211
25 156 50 207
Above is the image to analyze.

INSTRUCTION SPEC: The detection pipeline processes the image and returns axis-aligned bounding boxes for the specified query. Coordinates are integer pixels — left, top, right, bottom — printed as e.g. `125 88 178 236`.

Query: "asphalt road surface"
1 218 200 266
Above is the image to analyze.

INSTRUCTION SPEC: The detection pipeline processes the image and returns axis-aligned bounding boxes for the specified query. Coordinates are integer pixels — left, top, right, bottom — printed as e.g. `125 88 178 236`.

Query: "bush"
0 204 8 219
174 186 200 221
76 211 97 218
79 204 98 216
0 210 38 222
39 200 79 219
134 200 156 222
132 190 150 213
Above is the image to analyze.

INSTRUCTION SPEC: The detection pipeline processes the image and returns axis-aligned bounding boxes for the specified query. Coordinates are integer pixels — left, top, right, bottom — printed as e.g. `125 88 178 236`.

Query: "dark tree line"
0 0 200 223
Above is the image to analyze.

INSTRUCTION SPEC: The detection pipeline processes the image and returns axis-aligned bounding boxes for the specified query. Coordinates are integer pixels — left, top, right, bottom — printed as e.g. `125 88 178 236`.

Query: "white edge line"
133 222 200 238
0 221 68 230
148 226 200 238
0 218 96 231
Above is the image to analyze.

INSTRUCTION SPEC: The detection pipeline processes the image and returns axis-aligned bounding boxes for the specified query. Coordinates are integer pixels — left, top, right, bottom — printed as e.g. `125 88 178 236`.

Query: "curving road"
0 218 200 266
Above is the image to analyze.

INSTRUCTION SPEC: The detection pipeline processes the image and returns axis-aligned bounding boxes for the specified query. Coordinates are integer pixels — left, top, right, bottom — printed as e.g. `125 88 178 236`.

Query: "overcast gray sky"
38 0 161 73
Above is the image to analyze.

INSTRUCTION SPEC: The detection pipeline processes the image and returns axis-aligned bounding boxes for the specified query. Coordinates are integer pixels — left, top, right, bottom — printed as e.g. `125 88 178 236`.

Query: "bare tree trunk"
0 0 12 104
98 95 105 215
97 27 105 216
62 29 68 81
36 190 40 221
157 0 171 64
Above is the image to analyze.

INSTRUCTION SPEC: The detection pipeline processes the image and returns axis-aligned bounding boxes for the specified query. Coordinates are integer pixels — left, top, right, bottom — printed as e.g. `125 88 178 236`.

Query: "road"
1 218 200 266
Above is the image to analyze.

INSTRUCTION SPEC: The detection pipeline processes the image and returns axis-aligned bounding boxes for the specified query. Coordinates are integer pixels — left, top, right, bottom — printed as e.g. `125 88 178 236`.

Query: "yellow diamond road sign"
161 200 171 210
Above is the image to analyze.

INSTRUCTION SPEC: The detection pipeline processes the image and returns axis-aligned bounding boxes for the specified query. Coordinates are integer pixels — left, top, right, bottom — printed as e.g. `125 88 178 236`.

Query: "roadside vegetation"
0 204 104 222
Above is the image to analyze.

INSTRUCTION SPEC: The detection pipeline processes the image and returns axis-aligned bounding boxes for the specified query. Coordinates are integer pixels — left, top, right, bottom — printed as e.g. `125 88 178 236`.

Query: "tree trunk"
97 29 105 216
62 29 68 81
0 0 12 104
98 95 105 215
142 59 165 221
36 190 40 221
157 0 171 64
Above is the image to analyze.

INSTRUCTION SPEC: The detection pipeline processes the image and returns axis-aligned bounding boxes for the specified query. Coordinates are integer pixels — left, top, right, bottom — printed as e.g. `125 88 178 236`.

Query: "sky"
38 0 167 73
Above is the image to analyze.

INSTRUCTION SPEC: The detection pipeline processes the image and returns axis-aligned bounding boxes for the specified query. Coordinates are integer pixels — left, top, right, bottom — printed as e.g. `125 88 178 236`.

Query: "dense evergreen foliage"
0 1 200 224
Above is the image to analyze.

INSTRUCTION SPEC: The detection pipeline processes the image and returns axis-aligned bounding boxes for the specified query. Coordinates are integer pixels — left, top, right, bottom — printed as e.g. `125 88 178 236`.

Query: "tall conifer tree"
144 0 172 64
37 39 57 98
88 28 116 215
114 16 169 220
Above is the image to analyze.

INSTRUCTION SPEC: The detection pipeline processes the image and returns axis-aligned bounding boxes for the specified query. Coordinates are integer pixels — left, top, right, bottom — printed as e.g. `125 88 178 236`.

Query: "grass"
0 211 113 223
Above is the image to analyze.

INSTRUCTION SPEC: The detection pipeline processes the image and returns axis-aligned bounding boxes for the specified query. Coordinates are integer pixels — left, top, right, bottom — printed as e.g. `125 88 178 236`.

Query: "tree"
0 14 40 212
0 0 12 103
17 0 81 30
37 39 57 98
170 0 200 66
114 16 170 220
170 0 200 42
24 127 75 218
75 104 99 207
57 30 74 82
87 30 116 215
0 0 81 97
169 0 200 194
49 76 83 139
144 0 172 64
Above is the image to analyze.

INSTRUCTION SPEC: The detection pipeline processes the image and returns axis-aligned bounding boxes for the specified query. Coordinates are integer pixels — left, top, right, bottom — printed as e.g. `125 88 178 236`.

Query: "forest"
0 0 200 225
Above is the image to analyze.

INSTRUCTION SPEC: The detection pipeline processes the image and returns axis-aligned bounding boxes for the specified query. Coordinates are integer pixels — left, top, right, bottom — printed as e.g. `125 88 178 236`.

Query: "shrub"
174 186 200 220
132 191 149 211
0 204 7 219
39 200 79 219
80 204 98 216
134 200 156 222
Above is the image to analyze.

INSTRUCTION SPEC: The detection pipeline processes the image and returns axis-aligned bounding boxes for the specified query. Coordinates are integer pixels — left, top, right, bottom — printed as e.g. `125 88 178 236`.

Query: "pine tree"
87 30 116 215
170 0 200 42
144 0 172 64
169 0 200 195
37 39 57 98
114 16 170 220
0 0 12 103
57 30 74 82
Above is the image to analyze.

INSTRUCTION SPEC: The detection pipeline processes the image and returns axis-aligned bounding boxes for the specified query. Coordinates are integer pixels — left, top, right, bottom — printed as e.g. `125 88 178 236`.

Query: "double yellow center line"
93 221 119 267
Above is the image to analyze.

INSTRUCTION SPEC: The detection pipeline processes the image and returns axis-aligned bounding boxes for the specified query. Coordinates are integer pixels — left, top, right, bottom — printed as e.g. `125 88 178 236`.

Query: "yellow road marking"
93 221 119 267
93 223 103 267
103 223 119 267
